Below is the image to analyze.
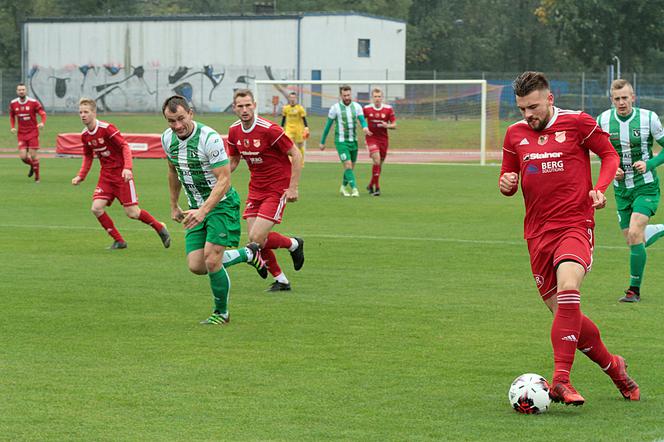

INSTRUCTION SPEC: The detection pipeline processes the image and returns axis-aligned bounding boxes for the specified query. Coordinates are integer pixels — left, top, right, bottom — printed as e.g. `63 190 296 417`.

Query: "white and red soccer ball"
508 373 551 414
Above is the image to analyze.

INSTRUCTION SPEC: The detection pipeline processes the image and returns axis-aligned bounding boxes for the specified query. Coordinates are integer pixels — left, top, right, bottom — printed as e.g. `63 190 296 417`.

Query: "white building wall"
23 14 405 112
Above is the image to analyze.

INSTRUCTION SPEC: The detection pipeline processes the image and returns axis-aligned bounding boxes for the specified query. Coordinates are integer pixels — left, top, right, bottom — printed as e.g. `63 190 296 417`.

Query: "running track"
0 147 501 164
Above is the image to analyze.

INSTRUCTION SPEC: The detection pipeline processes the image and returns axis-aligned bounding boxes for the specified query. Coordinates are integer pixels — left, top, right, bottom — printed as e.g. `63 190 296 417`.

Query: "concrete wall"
23 14 406 112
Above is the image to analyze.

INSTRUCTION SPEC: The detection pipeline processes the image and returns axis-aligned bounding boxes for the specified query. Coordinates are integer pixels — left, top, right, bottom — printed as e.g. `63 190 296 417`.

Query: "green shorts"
185 189 241 254
335 141 358 163
615 184 660 230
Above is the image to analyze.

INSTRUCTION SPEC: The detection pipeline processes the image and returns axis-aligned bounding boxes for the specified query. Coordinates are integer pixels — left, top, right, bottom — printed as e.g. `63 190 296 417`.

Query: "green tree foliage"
2 0 664 73
536 0 664 72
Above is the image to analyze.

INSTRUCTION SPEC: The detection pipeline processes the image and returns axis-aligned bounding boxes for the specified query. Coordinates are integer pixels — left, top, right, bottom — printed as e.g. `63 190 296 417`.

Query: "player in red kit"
9 83 46 182
499 72 640 406
71 98 170 250
227 89 305 292
363 87 396 196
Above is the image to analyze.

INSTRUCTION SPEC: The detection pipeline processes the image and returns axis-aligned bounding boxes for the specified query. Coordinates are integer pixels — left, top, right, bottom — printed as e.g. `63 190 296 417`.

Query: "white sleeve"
327 105 337 119
651 112 664 141
202 130 229 167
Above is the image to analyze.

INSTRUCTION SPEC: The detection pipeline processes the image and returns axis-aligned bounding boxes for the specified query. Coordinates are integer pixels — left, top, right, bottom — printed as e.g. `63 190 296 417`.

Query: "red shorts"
243 193 287 224
93 174 139 207
366 140 389 160
17 135 40 150
527 226 594 300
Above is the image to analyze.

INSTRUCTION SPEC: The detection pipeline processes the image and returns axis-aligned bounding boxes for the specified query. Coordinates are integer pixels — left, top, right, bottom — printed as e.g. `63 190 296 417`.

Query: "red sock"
261 248 282 277
138 209 162 232
32 159 40 181
264 232 292 249
551 290 582 384
96 212 124 241
372 164 381 188
577 314 614 371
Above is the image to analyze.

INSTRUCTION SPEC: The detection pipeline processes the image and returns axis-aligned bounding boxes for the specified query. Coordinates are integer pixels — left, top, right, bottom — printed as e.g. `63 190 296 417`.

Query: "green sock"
645 224 664 248
208 267 231 315
343 168 356 188
629 243 647 287
223 248 248 268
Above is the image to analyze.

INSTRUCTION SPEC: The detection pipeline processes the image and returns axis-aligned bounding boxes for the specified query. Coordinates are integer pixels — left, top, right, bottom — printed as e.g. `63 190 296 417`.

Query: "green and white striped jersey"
161 121 232 209
597 107 664 190
328 101 364 143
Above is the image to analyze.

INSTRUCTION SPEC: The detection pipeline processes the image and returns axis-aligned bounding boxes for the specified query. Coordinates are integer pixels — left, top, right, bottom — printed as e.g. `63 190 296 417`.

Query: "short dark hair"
611 79 633 92
162 95 191 115
512 71 550 97
233 88 255 104
339 85 352 94
17 82 26 88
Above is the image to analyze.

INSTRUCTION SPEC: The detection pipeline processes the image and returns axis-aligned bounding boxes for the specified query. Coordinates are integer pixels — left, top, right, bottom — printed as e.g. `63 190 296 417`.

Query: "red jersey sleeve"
269 124 293 154
9 104 15 129
226 130 239 156
388 108 396 123
36 101 47 123
499 128 520 195
77 137 94 180
578 112 619 192
107 124 133 170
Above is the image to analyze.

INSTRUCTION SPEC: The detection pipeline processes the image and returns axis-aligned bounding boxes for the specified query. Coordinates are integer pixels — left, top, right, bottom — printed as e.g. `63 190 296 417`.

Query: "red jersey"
500 107 619 239
363 104 395 145
9 97 46 136
227 116 294 197
77 120 133 180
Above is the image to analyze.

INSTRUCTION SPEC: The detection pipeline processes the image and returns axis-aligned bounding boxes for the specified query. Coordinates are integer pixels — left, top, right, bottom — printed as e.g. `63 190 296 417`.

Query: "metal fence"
2 68 663 119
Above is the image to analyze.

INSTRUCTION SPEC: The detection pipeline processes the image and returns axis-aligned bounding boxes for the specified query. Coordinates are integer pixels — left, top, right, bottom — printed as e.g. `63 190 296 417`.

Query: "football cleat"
366 184 374 194
289 237 304 271
619 289 640 303
158 224 171 248
372 188 381 196
549 382 585 406
246 242 268 279
266 281 291 292
108 240 128 250
351 187 360 197
200 311 230 325
609 355 640 401
339 185 350 197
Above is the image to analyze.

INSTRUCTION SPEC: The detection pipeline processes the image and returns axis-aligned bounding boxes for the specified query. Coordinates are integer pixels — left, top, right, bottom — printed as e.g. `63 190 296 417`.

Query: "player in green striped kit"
598 79 664 302
319 85 371 197
162 95 267 325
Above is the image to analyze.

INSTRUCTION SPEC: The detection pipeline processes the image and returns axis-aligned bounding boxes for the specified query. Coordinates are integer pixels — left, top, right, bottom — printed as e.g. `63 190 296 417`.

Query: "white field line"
0 223 636 251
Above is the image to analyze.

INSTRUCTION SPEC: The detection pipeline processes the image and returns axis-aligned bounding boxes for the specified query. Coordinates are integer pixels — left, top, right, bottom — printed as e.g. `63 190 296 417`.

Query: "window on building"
358 39 370 58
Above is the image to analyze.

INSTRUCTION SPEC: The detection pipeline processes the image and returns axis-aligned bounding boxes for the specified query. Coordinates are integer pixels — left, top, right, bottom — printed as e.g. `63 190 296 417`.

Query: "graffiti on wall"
27 64 293 112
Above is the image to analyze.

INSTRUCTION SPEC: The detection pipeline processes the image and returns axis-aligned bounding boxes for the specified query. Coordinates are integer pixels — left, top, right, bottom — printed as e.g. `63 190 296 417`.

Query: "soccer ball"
508 373 551 414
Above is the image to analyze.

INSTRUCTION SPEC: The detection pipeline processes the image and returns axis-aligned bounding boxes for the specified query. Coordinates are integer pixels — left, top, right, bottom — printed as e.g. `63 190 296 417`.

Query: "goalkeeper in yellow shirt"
281 91 309 166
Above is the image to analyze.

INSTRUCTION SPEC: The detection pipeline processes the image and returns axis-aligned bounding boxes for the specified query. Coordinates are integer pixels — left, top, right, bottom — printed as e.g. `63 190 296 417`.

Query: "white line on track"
0 223 634 250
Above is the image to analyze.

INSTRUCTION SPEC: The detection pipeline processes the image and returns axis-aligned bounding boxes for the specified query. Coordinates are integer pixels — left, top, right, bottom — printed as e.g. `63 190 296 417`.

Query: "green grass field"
0 113 509 154
1 158 663 440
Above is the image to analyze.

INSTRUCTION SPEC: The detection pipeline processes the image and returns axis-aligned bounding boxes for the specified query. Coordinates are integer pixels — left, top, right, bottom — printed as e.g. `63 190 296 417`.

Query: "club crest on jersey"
633 129 641 137
243 139 249 147
538 135 548 145
555 131 566 143
381 113 386 118
253 139 261 148
534 274 544 289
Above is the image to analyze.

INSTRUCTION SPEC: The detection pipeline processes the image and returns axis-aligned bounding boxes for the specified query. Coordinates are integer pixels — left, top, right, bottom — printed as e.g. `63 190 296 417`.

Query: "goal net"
253 80 503 164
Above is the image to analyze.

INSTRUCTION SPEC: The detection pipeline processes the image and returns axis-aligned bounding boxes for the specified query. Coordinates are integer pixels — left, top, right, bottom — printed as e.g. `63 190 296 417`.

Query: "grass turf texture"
1 158 663 440
0 113 510 153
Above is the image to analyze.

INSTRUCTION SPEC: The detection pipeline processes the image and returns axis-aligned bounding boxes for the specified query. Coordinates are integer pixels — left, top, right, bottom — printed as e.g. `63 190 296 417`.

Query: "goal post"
253 79 502 165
